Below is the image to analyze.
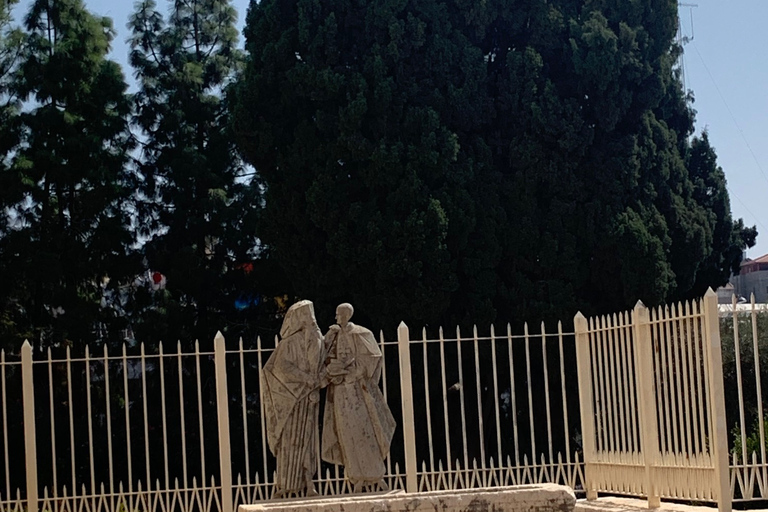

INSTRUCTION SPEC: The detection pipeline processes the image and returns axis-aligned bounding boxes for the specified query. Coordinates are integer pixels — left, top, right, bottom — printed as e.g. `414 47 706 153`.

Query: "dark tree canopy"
0 0 137 349
129 0 265 344
233 0 755 331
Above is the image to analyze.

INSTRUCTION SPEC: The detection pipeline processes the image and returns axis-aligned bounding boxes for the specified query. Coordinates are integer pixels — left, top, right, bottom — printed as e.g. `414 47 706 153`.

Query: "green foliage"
232 0 507 328
0 0 138 350
721 311 768 460
686 132 758 298
731 416 768 464
233 0 756 330
129 0 267 344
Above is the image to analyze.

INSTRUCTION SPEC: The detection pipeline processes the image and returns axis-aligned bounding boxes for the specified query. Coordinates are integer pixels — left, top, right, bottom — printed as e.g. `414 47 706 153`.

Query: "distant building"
731 253 768 303
716 282 736 304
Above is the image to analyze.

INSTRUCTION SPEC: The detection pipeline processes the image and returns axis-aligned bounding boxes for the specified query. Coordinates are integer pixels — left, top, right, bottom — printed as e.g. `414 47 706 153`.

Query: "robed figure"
262 300 325 497
322 303 396 492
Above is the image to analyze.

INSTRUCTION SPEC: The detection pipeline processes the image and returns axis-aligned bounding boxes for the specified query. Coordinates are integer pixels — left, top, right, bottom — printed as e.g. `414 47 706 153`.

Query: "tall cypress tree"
233 0 755 330
129 0 259 344
0 0 137 349
232 0 505 329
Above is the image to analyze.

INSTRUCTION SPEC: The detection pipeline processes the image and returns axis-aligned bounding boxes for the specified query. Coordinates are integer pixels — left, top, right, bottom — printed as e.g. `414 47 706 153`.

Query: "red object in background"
236 262 254 274
152 271 164 284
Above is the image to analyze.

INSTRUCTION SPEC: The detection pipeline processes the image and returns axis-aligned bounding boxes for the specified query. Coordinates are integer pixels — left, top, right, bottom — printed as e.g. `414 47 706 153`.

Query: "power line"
691 41 768 190
728 187 768 236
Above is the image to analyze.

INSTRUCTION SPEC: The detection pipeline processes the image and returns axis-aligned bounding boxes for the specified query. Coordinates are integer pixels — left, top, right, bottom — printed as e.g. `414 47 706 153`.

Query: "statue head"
280 300 317 338
335 303 354 327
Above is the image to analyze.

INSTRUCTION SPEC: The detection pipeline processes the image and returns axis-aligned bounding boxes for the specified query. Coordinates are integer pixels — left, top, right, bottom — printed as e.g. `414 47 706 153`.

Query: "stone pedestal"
239 483 576 512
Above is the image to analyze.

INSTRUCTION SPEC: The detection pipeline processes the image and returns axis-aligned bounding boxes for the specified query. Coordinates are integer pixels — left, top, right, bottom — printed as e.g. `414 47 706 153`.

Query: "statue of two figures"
261 300 396 498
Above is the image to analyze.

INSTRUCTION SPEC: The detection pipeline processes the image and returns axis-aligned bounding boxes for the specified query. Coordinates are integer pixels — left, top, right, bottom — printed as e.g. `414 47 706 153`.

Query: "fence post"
214 332 233 512
21 340 38 512
703 288 732 512
574 312 596 500
397 321 417 493
632 301 660 509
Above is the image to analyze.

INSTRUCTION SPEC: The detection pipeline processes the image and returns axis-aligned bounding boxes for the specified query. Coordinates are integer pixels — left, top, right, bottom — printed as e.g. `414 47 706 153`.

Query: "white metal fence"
1 318 583 512
720 294 768 501
4 288 767 512
576 291 730 511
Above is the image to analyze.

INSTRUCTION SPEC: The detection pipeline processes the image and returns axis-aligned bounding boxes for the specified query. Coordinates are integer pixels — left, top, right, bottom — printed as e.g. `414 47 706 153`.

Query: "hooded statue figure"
321 303 396 492
261 300 325 498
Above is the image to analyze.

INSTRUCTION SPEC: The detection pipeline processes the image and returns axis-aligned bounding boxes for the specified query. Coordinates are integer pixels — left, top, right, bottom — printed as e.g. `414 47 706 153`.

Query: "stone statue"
321 303 396 493
261 300 325 498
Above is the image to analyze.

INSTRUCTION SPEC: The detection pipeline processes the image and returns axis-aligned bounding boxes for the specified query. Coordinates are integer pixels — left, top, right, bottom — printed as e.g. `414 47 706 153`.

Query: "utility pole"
677 2 698 93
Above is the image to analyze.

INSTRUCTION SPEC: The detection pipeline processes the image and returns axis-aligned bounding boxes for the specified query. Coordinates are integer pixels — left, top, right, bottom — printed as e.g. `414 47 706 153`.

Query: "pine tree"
0 0 23 348
0 0 137 349
129 0 259 344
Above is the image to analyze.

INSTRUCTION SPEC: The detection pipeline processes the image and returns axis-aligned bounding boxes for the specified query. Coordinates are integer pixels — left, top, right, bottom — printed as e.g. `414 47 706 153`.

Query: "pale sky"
13 0 768 260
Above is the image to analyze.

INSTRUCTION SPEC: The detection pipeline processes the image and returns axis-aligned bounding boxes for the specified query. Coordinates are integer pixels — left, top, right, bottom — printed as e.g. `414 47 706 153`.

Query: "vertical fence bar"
141 343 151 493
256 336 268 490
397 322 417 493
574 313 596 500
422 328 434 475
238 338 251 489
614 313 635 453
214 332 234 512
557 322 571 468
46 349 57 503
541 323 553 464
457 326 468 471
670 305 687 458
507 324 520 469
524 323 536 461
379 331 392 480
693 303 706 459
21 341 38 512
731 294 747 467
623 312 639 454
491 325 502 468
663 306 680 456
589 318 603 455
473 326 486 468
653 307 671 456
750 294 766 488
66 346 76 497
603 316 623 453
595 318 609 455
121 344 133 512
176 342 188 489
158 342 170 491
439 327 452 472
703 289 732 512
1 350 10 502
85 346 95 499
684 301 701 456
103 345 114 499
633 301 660 508
679 303 693 459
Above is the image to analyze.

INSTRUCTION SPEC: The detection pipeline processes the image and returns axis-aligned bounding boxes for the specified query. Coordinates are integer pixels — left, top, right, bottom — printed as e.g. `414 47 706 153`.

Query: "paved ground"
576 497 727 512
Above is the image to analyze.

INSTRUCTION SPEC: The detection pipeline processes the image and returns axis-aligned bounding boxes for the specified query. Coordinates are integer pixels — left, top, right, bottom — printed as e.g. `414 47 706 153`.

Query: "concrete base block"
239 483 576 512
